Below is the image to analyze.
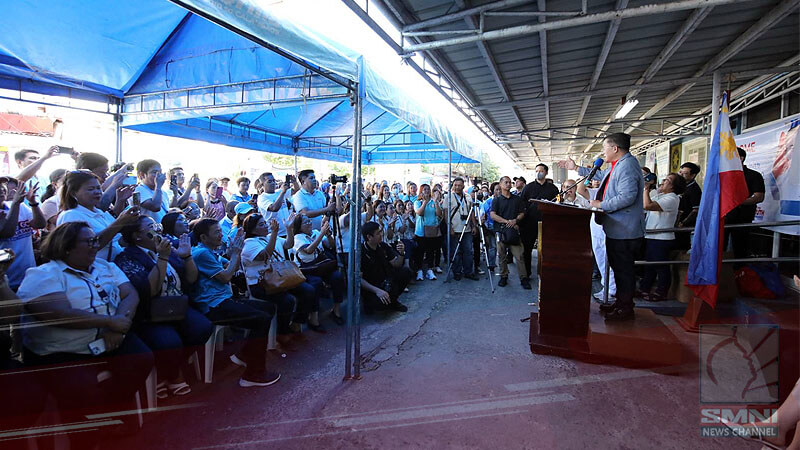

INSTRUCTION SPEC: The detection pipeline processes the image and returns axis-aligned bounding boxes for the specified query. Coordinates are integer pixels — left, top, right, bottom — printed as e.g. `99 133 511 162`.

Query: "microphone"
584 158 604 186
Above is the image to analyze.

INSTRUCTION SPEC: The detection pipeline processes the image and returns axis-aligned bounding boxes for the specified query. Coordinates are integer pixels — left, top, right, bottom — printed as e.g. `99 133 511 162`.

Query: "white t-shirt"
134 183 171 223
41 193 60 223
258 191 290 236
0 202 36 289
18 259 129 355
338 212 367 254
165 188 198 207
645 191 680 240
292 188 327 231
293 230 323 264
241 236 289 286
372 215 402 244
57 205 122 260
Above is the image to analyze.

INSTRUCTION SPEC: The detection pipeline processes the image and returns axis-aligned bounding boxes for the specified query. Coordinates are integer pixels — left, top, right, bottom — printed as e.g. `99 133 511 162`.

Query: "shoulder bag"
260 251 306 295
149 295 189 323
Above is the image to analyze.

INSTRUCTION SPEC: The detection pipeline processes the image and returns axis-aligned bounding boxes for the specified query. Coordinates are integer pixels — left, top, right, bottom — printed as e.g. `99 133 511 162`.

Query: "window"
788 89 800 116
746 97 781 129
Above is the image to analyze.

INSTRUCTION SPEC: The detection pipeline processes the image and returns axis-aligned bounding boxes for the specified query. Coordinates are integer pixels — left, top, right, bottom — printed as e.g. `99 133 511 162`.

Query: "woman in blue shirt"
413 184 443 281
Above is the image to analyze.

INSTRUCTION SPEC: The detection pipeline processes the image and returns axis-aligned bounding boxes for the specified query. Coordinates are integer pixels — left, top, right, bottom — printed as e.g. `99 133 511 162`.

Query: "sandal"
168 381 192 396
156 381 169 399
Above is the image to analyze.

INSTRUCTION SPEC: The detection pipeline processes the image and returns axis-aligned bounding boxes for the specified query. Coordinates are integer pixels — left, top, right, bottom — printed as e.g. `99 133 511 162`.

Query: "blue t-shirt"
413 199 440 237
481 197 495 229
219 216 233 243
191 243 232 313
232 193 252 203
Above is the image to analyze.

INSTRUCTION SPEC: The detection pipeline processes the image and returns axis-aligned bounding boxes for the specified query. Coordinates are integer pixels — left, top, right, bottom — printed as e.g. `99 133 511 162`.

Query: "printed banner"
655 142 670 181
682 137 707 189
735 113 800 236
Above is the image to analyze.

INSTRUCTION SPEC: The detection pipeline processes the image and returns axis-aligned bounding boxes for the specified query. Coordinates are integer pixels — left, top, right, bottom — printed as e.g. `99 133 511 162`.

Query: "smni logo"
699 325 779 404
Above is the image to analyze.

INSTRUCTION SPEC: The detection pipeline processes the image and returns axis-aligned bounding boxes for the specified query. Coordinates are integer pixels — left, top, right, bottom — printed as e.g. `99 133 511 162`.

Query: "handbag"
423 225 440 238
149 295 189 323
300 251 338 277
499 226 521 246
259 252 306 294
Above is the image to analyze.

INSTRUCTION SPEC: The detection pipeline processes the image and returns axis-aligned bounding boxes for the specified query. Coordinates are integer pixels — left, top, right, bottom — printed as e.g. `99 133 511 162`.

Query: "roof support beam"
538 0 550 130
403 0 755 53
370 0 519 162
571 0 627 152
403 0 534 32
632 54 800 152
458 0 539 158
472 65 798 110
579 4 713 153
623 0 799 134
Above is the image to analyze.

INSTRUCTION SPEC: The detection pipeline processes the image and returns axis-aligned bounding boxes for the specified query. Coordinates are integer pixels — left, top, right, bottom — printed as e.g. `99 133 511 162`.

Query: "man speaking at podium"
558 133 644 321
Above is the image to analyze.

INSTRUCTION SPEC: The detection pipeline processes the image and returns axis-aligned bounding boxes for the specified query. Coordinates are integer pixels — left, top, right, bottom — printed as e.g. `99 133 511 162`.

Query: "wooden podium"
529 200 684 368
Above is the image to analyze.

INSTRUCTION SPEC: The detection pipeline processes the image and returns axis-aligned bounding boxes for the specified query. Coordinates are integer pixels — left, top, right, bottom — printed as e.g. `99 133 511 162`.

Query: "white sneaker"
426 269 437 280
416 270 424 281
434 267 443 274
230 354 247 368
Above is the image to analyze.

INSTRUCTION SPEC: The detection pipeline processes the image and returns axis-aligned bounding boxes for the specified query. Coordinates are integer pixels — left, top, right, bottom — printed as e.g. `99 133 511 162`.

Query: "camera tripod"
445 200 495 293
327 187 347 269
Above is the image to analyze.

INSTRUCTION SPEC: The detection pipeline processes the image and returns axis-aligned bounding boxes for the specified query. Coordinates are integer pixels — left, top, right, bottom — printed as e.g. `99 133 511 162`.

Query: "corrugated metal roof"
381 0 798 168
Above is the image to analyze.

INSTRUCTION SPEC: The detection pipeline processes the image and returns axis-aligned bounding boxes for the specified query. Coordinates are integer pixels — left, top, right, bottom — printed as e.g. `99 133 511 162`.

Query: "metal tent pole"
351 78 364 380
294 154 298 175
447 149 452 279
115 102 123 163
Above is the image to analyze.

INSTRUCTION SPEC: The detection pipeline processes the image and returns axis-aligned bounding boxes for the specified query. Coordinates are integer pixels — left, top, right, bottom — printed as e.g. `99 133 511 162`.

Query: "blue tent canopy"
1 1 480 165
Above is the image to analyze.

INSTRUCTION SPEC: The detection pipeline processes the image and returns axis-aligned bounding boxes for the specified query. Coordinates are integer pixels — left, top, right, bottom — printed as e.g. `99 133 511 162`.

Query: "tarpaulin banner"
735 113 800 236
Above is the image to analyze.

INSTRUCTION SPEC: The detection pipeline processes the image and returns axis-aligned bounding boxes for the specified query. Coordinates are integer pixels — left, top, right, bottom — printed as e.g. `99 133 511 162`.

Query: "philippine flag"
687 92 748 307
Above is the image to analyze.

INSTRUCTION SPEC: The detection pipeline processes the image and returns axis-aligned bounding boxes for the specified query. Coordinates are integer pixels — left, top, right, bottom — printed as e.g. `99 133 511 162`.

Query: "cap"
234 202 254 215
513 176 527 184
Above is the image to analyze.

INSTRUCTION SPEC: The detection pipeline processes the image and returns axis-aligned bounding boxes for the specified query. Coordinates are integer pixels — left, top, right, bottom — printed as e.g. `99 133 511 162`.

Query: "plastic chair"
144 367 157 411
203 325 227 384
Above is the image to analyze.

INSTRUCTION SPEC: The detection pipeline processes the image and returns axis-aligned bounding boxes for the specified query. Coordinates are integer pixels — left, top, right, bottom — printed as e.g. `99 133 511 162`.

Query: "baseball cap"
234 202 254 215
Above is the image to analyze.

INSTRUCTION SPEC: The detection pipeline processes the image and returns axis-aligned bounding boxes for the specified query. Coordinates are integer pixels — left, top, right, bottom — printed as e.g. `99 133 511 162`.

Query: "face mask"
536 172 546 181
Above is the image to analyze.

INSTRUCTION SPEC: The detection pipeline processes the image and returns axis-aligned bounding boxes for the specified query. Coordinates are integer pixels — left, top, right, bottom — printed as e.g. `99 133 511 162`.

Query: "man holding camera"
360 221 410 313
292 170 334 231
446 178 478 281
257 172 298 237
491 176 529 289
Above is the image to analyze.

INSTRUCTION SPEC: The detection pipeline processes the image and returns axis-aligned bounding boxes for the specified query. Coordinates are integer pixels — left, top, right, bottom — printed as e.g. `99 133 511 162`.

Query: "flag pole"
710 70 721 135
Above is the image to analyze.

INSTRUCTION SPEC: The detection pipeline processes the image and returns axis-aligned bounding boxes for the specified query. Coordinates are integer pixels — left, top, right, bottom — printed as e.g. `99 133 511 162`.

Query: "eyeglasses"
79 236 101 248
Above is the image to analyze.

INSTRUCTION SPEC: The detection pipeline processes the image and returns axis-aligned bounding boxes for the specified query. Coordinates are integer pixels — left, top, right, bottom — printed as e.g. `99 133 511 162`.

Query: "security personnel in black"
724 147 765 262
519 163 559 280
676 162 703 250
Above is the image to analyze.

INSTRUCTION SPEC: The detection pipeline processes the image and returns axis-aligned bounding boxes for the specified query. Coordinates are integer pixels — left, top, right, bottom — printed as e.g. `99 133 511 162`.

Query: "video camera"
329 174 348 184
472 176 483 186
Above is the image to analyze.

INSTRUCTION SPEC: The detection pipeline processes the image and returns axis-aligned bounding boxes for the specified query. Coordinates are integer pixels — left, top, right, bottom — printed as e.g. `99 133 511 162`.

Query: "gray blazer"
578 152 645 240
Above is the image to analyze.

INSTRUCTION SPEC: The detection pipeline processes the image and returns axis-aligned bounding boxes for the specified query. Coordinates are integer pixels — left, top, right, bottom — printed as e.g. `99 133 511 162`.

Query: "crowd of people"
0 134 768 445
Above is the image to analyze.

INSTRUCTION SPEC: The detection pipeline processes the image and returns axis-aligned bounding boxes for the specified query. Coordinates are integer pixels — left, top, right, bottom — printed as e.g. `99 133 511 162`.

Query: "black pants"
606 237 642 311
724 227 752 261
400 238 418 271
134 307 213 381
204 299 274 375
414 235 440 270
362 267 413 312
640 238 674 296
521 226 538 279
24 333 154 416
23 334 154 448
